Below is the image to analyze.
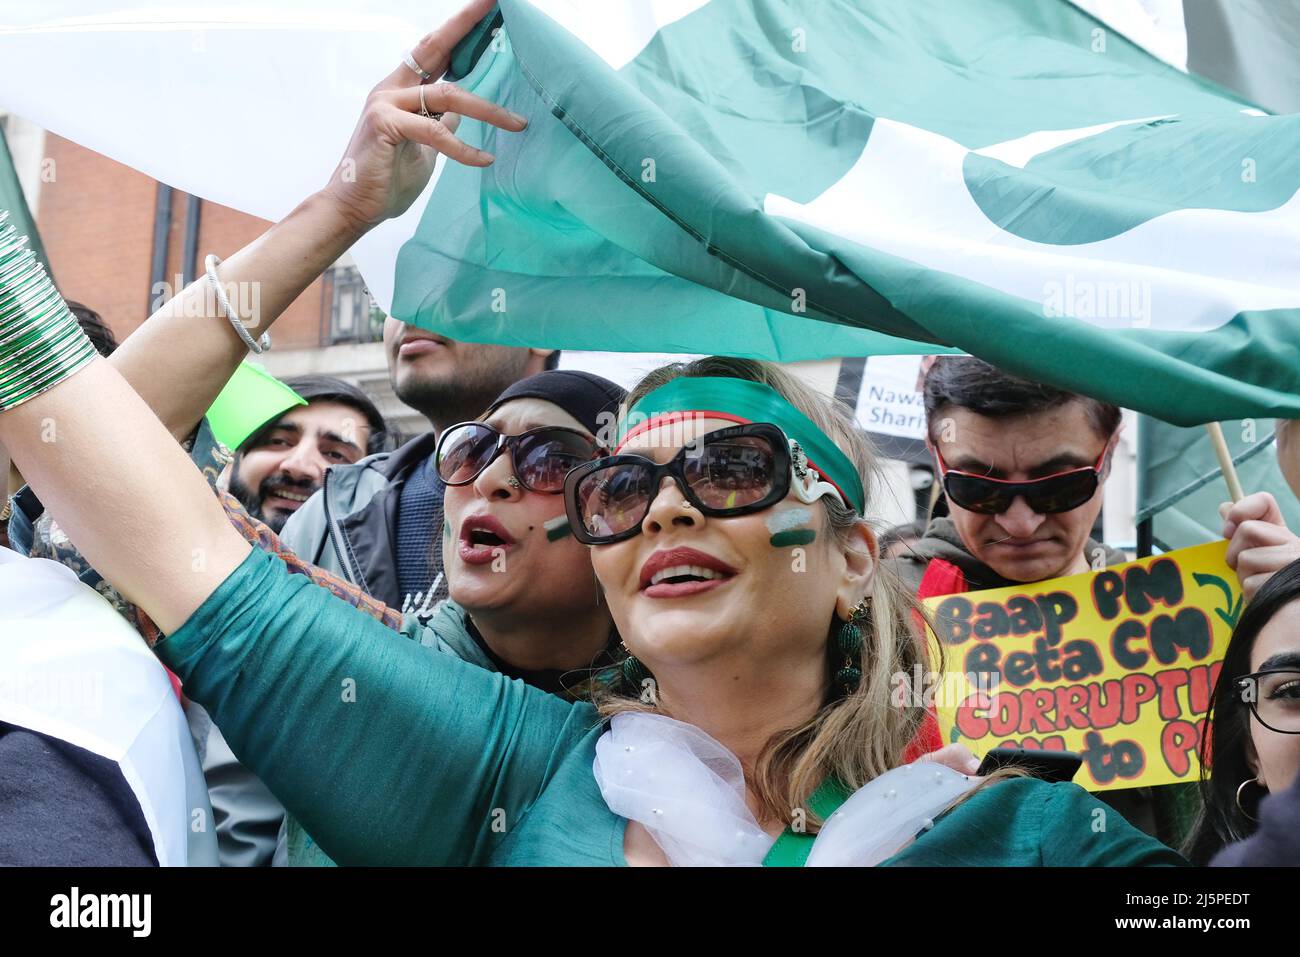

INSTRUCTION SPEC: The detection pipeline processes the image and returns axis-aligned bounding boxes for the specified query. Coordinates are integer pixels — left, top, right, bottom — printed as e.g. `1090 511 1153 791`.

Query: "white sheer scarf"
593 712 979 867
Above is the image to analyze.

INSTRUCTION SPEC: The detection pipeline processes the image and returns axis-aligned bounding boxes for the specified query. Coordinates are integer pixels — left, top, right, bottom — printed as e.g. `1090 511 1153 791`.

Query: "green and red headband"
617 376 867 515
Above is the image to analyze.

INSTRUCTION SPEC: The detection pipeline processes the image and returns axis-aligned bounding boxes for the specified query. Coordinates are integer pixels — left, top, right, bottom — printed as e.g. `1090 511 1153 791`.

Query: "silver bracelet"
204 253 270 354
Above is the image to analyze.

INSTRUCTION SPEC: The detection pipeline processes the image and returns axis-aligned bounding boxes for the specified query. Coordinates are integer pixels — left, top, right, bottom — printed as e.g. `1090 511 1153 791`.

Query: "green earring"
834 598 869 695
620 646 651 692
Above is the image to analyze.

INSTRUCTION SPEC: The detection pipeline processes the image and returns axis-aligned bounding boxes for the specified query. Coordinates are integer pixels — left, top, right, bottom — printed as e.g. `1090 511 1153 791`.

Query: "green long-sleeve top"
156 548 1185 866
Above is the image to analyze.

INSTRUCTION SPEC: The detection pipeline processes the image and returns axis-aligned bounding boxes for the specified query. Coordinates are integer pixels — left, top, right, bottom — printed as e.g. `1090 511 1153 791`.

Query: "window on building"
322 265 384 345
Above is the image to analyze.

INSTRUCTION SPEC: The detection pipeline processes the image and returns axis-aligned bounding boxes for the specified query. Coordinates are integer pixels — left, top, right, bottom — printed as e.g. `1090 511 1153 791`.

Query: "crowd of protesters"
0 0 1296 867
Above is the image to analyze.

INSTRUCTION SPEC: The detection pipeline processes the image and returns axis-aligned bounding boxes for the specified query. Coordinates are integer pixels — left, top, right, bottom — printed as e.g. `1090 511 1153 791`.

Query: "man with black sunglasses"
892 356 1125 597
892 356 1174 835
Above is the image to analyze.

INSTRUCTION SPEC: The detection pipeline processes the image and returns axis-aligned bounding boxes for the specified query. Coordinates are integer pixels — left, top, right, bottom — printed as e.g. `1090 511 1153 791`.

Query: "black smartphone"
976 747 1082 783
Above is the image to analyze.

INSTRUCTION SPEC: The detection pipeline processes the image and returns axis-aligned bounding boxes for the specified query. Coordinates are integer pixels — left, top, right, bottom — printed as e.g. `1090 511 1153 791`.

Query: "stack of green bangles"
0 210 97 413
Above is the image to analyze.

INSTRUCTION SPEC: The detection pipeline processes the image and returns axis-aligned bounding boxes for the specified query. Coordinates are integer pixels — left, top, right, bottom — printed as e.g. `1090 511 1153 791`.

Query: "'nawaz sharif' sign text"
924 541 1239 791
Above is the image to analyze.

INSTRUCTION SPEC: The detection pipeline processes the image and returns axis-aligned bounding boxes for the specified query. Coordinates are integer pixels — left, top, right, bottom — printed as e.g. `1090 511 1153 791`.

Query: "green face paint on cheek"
544 515 571 542
770 528 816 548
443 517 451 541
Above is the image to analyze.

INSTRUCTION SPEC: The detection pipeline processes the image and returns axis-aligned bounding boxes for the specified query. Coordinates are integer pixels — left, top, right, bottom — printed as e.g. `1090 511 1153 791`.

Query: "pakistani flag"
1 1 1296 424
391 0 1300 425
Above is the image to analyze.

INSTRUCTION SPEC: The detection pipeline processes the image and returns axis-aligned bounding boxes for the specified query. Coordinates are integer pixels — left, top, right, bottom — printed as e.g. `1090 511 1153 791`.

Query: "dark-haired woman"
1186 559 1300 865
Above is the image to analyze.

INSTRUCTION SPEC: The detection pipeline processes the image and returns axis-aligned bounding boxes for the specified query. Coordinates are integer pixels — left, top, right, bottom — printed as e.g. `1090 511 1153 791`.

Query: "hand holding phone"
975 747 1082 783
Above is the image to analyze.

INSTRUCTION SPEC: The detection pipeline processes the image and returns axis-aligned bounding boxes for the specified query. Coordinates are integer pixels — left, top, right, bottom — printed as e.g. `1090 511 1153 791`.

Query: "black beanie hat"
484 370 626 442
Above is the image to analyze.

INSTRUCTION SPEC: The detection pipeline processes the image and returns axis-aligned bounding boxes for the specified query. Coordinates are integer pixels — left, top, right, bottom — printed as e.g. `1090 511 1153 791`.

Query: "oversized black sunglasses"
564 422 808 545
934 445 1108 515
436 421 602 494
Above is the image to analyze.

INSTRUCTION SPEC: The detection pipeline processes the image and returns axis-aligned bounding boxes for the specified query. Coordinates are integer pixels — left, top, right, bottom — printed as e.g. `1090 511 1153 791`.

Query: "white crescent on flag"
2 1 1297 425
765 116 1300 333
0 0 1208 317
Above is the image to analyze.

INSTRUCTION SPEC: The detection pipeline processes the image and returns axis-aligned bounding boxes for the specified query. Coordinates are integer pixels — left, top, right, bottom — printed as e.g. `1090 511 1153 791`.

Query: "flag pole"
1204 422 1245 503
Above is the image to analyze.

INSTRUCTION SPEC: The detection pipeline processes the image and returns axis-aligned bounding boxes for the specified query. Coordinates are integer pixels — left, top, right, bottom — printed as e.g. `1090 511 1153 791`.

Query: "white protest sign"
855 356 927 441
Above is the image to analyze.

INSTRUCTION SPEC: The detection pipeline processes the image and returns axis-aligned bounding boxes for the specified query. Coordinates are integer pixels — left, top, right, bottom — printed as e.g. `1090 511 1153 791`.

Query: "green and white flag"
2 1 1296 424
392 0 1299 425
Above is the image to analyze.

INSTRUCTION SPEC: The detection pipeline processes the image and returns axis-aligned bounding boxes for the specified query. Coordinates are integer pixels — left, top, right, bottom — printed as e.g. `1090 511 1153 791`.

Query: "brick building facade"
36 131 326 349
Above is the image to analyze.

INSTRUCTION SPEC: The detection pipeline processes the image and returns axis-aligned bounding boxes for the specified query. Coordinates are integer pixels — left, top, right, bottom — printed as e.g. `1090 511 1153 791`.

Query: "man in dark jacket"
890 356 1171 837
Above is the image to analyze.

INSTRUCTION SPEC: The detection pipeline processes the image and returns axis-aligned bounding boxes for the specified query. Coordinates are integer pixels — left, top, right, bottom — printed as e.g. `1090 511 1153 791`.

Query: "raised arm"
130 490 406 648
0 3 562 862
0 357 580 863
158 546 585 864
0 356 250 632
0 3 527 627
109 0 526 441
111 196 363 443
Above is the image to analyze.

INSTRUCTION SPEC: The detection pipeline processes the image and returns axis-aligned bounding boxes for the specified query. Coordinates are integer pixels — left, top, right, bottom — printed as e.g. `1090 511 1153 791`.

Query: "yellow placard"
923 540 1239 791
